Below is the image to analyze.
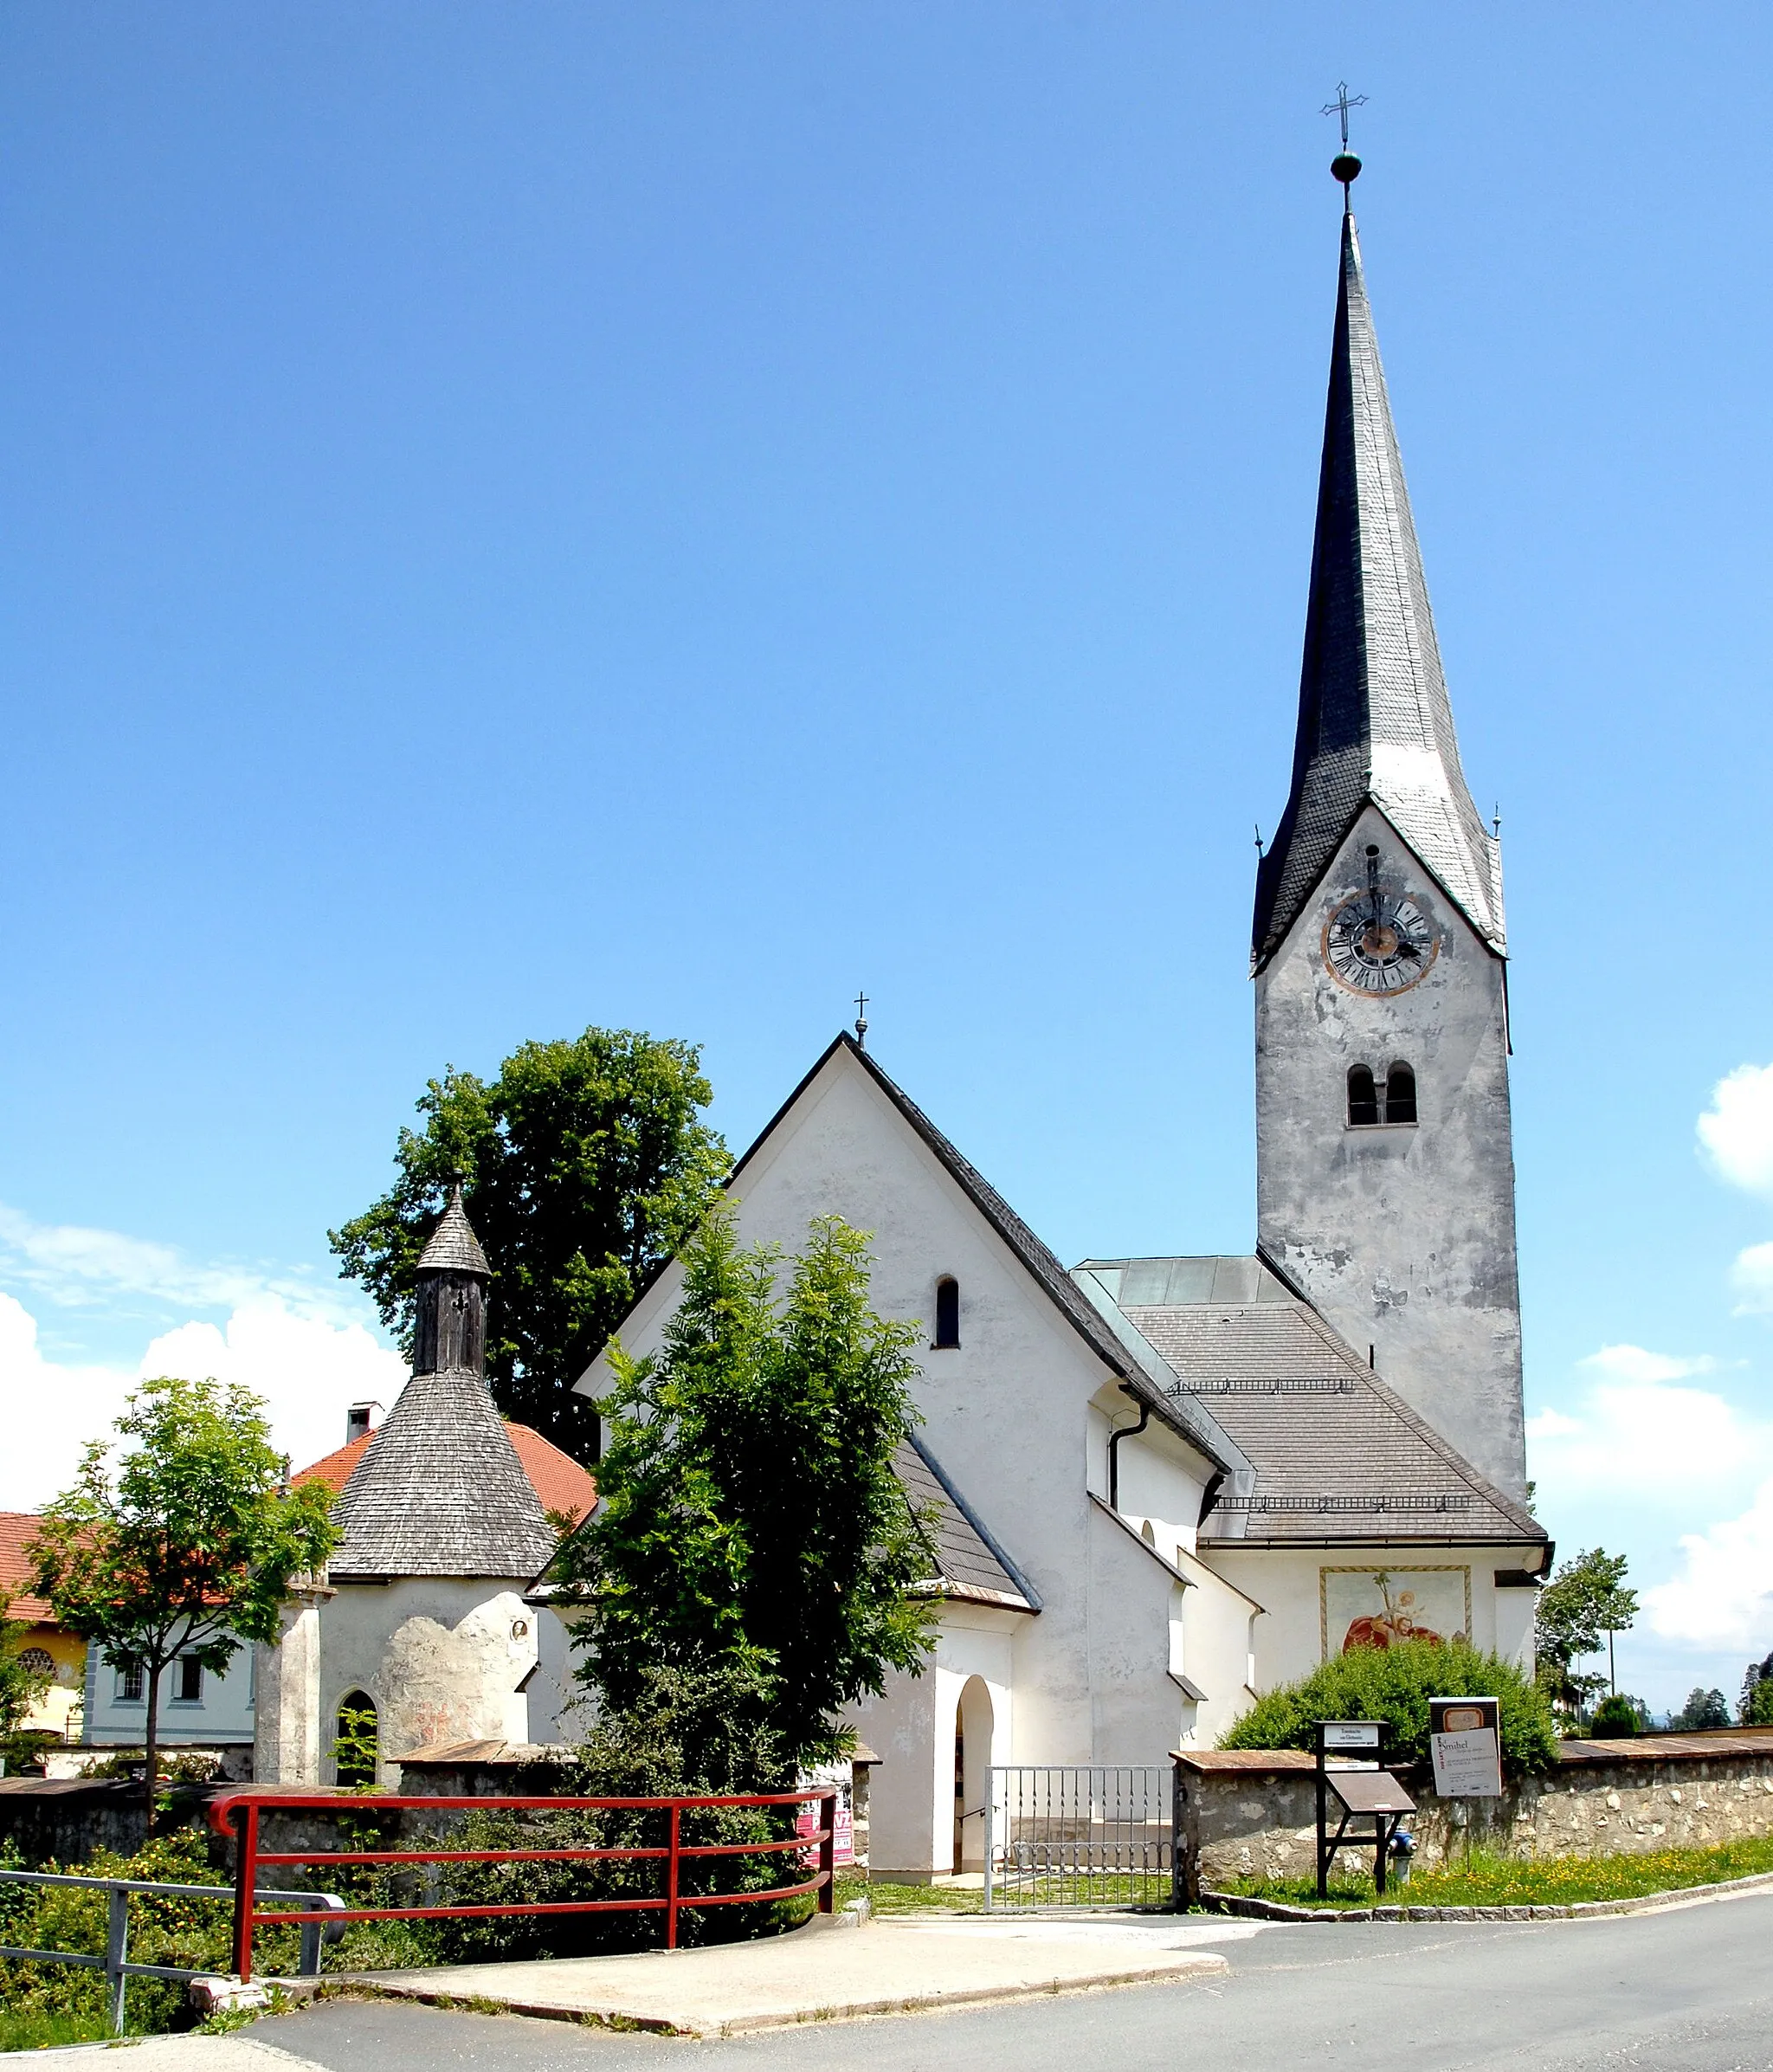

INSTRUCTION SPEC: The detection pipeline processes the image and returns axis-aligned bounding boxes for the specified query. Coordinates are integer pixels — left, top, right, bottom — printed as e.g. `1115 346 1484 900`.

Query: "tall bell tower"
1253 163 1525 1499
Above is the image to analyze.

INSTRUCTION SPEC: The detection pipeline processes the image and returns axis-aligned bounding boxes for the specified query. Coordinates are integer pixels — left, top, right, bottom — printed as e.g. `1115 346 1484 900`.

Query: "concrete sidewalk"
338 1911 1254 2036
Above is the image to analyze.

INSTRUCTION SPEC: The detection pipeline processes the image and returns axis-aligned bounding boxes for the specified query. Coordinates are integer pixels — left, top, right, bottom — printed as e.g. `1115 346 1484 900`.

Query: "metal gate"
982 1765 1175 1911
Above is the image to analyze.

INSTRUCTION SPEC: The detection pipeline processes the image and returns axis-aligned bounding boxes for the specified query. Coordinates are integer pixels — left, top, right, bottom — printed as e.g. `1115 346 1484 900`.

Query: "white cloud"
141 1300 408 1482
1647 1479 1773 1654
1731 1243 1773 1316
0 1291 408 1514
0 1202 355 1320
1527 1346 1770 1503
1698 1062 1773 1198
1578 1344 1719 1385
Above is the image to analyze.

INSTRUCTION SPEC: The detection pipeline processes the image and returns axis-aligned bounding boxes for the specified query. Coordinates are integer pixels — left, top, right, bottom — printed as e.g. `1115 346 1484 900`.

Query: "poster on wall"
1428 1695 1502 1798
796 1765 854 1867
1320 1568 1471 1659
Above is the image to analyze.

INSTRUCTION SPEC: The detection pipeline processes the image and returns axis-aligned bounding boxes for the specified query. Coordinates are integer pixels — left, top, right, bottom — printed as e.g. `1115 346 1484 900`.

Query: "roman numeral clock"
1320 845 1440 996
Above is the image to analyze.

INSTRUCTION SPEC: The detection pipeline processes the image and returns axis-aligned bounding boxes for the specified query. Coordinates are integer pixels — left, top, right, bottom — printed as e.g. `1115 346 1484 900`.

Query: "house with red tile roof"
0 1514 86 1742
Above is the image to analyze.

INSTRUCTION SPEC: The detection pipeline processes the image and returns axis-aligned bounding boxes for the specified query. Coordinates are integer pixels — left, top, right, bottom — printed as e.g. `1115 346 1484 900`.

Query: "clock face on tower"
1322 879 1440 995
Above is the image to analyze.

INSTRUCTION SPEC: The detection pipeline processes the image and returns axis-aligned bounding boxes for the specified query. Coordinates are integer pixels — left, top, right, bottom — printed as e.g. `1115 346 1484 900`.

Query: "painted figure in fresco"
1341 1574 1462 1652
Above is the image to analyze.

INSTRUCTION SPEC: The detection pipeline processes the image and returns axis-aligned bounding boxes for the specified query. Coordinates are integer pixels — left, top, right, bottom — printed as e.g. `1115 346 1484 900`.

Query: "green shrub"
0 1830 306 2036
1589 1693 1646 1738
1219 1639 1559 1777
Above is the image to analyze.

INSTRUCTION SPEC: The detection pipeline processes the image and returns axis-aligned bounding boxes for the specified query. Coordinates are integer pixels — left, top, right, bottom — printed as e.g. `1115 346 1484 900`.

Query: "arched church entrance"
952 1676 994 1874
334 1690 378 1787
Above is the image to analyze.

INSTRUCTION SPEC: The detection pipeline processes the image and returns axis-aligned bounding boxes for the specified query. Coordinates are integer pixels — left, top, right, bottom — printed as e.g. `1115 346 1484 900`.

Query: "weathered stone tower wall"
1255 804 1525 1497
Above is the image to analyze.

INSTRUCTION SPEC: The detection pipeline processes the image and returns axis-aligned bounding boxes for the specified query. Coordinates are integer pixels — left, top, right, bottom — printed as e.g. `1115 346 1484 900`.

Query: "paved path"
331 1912 1246 2033
23 1888 1773 2070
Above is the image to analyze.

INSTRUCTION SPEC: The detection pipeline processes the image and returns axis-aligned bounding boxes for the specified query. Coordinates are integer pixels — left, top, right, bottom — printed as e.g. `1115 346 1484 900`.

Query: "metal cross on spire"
854 991 869 1049
1321 81 1367 151
1320 81 1367 203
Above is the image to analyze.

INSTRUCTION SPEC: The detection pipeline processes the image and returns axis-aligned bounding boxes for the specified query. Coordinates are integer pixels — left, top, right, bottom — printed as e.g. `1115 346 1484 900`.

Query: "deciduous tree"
1534 1548 1637 1719
29 1378 338 1817
331 1028 727 1460
556 1210 936 1785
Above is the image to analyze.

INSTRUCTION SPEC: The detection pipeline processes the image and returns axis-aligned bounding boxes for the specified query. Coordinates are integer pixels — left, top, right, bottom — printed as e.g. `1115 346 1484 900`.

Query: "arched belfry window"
934 1277 960 1350
1347 1065 1380 1128
1384 1063 1418 1126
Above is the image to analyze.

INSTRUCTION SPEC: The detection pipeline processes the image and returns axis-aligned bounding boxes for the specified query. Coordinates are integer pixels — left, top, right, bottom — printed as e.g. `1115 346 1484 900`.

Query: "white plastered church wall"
320 1580 539 1785
849 1606 1015 1879
1256 804 1525 1498
591 1044 1231 1875
1200 1545 1533 1689
255 1581 577 1785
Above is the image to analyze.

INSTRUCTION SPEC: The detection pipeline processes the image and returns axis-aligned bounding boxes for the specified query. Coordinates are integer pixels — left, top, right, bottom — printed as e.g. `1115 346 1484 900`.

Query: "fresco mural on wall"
1320 1567 1471 1659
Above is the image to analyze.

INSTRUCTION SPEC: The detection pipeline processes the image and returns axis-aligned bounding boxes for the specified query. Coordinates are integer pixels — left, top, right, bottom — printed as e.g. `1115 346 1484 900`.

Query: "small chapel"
581 174 1551 1878
254 1186 595 1785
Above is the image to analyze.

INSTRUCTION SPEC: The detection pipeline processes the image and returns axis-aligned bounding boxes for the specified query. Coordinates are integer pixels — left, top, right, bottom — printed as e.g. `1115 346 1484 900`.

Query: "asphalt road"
258 1890 1773 2072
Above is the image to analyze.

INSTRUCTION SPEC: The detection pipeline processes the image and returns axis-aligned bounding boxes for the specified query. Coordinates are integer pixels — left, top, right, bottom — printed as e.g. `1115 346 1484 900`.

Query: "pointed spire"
416 1178 490 1275
1253 210 1504 971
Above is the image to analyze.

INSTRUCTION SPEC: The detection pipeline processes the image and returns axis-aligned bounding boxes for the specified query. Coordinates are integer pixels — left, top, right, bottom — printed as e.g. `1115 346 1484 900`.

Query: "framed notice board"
1428 1695 1501 1798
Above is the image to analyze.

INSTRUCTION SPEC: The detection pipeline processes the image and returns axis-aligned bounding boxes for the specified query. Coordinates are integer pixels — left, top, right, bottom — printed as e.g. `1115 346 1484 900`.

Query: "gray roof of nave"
1079 1256 1543 1547
1252 210 1505 970
332 1365 559 1579
896 1432 1040 1611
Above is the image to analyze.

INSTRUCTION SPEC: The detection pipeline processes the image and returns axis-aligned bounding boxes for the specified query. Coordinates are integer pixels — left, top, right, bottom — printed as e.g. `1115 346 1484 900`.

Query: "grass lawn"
835 1875 981 1915
1218 1832 1773 1910
0 2007 127 2051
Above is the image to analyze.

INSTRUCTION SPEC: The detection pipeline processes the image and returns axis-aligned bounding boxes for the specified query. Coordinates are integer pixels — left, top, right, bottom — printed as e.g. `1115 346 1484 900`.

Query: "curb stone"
1202 1868 1773 1923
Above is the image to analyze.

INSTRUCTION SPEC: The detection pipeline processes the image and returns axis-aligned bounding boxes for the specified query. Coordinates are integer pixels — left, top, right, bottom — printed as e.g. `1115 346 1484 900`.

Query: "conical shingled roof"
331 1368 559 1578
330 1189 554 1579
1253 210 1504 971
417 1183 491 1275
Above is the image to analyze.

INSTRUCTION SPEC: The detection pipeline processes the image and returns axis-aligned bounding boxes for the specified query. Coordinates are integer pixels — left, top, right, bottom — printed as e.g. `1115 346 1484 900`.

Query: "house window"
115 1662 145 1704
1384 1062 1418 1126
16 1648 55 1681
1347 1064 1380 1127
175 1656 203 1704
934 1277 960 1349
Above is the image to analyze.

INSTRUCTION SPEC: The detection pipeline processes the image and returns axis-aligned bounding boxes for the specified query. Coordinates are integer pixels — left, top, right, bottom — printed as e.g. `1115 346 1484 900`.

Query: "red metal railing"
210 1789 838 1984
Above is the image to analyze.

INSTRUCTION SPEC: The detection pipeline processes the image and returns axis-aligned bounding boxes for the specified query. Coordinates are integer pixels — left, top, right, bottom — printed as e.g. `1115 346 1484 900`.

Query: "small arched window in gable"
934 1277 960 1350
1347 1065 1380 1127
1384 1062 1418 1126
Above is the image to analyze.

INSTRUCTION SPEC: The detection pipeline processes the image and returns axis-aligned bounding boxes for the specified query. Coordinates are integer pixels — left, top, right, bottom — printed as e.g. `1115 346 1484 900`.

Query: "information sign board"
1428 1696 1502 1798
1319 1720 1382 1752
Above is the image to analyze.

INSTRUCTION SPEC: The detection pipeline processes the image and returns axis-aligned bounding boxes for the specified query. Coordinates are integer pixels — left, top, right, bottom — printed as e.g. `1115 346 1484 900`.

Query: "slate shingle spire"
1252 206 1504 971
332 1183 557 1580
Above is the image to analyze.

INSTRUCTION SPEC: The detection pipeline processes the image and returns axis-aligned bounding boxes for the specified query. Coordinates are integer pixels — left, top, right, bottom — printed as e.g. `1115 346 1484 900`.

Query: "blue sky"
4 3 1772 1712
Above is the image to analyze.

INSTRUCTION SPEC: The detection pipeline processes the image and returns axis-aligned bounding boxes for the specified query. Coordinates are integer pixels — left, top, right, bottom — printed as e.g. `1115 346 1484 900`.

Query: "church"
582 178 1551 1879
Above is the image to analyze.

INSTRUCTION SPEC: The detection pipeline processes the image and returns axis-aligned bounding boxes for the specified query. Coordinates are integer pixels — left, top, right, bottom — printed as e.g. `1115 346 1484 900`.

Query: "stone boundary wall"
1175 1729 1773 1899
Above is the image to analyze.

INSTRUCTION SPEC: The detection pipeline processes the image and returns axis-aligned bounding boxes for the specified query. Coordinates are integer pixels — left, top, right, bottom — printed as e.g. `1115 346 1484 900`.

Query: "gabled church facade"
583 184 1550 1880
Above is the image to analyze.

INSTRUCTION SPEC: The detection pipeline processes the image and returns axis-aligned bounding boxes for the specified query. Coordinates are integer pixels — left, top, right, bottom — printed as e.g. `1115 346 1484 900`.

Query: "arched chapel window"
1346 1065 1380 1128
1384 1063 1418 1126
934 1277 960 1350
334 1691 379 1789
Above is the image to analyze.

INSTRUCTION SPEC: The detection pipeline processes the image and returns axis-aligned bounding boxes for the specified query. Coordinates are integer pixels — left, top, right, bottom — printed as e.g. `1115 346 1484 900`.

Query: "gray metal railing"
0 1869 346 2034
983 1765 1174 1911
